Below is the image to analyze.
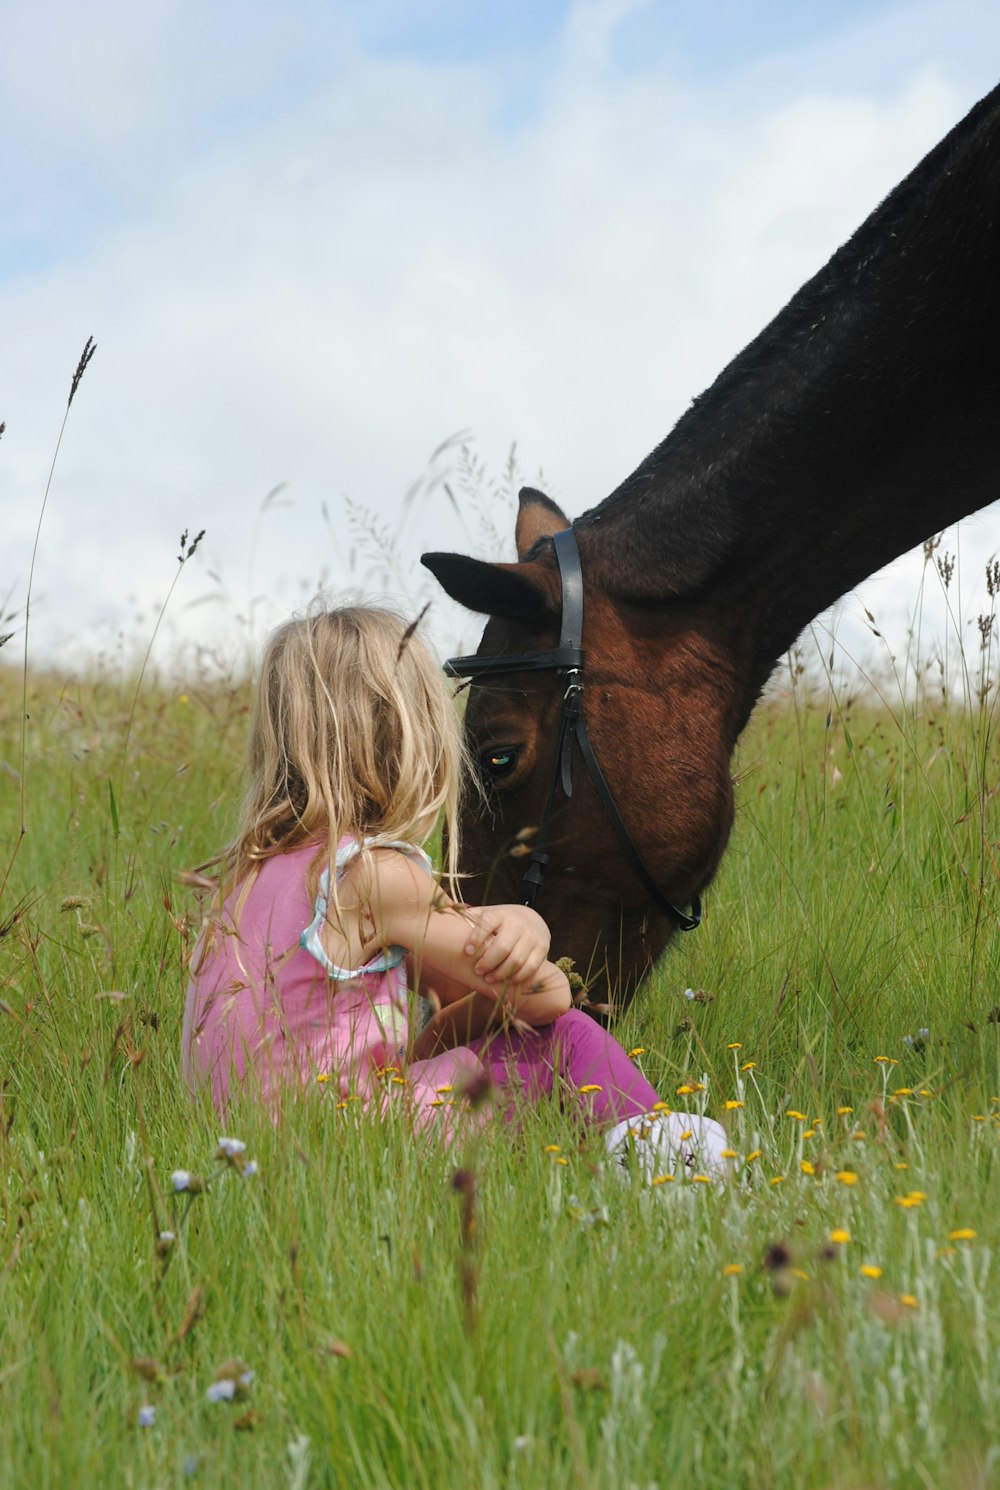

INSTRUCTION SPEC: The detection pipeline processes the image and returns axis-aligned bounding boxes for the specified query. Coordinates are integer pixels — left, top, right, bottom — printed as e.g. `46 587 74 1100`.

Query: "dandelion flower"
723 1264 744 1276
651 1174 674 1186
680 1130 694 1142
577 1084 603 1094
691 1175 712 1184
948 1228 976 1241
873 1056 898 1066
727 1043 742 1051
676 1084 696 1096
800 1160 816 1176
651 1101 672 1114
720 1149 738 1159
786 1110 807 1120
741 1061 756 1071
803 1129 817 1139
316 1073 330 1084
544 1144 561 1153
628 1047 646 1059
435 1085 454 1094
835 1171 858 1186
724 1100 744 1111
860 1264 883 1279
837 1105 854 1116
829 1228 851 1245
745 1150 762 1163
555 1157 569 1167
770 1176 784 1186
899 1293 919 1309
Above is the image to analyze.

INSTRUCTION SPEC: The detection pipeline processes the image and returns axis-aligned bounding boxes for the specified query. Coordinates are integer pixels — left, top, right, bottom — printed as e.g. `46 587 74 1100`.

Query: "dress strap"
300 838 433 980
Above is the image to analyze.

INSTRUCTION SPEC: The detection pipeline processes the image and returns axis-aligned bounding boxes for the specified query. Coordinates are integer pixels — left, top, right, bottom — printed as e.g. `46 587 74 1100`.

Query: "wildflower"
894 1195 922 1209
217 1137 246 1159
899 1294 919 1310
242 1160 258 1178
745 1150 762 1163
852 1131 866 1142
786 1111 807 1121
829 1228 851 1245
893 1088 914 1097
800 1160 815 1176
207 1362 255 1403
138 1405 156 1428
316 1073 330 1084
170 1170 204 1194
544 1144 561 1153
691 1175 712 1184
770 1176 784 1185
790 1268 810 1282
155 1230 176 1258
651 1174 674 1186
577 1084 603 1094
873 1057 898 1066
727 1043 742 1050
837 1105 853 1116
724 1100 744 1111
676 1084 696 1096
835 1171 858 1186
859 1264 883 1279
893 1161 909 1170
435 1084 454 1094
682 988 696 1000
680 1130 694 1141
723 1264 744 1276
741 1061 756 1072
803 1128 816 1139
720 1149 738 1159
628 1047 646 1059
948 1228 976 1241
206 1379 237 1403
555 1157 569 1167
919 1028 929 1038
651 1101 672 1113
973 1114 987 1123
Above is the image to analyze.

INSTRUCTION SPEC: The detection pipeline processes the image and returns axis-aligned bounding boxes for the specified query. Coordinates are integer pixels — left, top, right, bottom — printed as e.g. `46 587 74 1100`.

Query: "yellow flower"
741 1061 756 1071
836 1171 858 1185
676 1084 696 1096
786 1110 807 1121
800 1160 816 1176
679 1129 693 1141
628 1047 647 1059
723 1263 744 1276
770 1176 784 1186
745 1149 762 1163
829 1228 851 1245
690 1174 712 1184
555 1157 569 1167
577 1083 603 1094
852 1131 866 1142
724 1100 744 1111
544 1144 561 1153
790 1268 810 1282
727 1043 742 1050
651 1174 674 1186
948 1228 976 1241
859 1264 882 1279
918 1088 933 1098
893 1161 909 1170
837 1105 854 1116
178 693 189 705
893 1195 922 1209
894 1088 914 1096
720 1149 738 1159
811 1118 823 1126
316 1073 330 1084
428 1099 444 1108
973 1114 987 1123
873 1056 897 1065
908 1191 928 1202
803 1128 817 1139
435 1084 454 1094
652 1101 672 1114
899 1293 919 1309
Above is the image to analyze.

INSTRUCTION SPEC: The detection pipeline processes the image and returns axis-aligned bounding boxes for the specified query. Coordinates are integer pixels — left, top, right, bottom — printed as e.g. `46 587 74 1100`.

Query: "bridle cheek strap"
445 526 701 934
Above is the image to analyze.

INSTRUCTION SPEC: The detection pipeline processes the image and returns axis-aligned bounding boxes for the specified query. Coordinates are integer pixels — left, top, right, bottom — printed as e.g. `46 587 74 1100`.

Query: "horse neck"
578 84 1000 696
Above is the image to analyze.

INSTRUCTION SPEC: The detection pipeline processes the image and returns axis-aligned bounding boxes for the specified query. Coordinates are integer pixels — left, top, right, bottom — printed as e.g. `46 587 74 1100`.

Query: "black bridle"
445 527 701 933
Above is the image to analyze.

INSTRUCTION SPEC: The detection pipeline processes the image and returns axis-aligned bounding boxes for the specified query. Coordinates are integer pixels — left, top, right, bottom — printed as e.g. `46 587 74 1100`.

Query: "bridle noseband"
445 527 701 933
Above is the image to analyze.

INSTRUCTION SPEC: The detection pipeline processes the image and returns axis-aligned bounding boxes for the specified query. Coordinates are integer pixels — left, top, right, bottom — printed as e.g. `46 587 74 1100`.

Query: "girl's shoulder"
334 835 433 884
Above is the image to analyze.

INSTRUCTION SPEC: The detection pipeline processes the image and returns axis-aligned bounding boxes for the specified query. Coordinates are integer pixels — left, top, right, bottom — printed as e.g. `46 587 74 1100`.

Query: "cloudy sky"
4 0 1000 679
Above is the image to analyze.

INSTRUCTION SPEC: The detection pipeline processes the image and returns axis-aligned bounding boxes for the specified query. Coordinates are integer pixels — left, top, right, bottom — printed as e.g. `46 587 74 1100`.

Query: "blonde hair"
216 604 467 905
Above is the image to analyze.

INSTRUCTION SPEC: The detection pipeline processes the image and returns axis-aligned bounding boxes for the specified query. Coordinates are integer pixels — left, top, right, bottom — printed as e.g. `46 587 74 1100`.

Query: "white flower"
138 1405 156 1428
171 1170 192 1192
206 1379 237 1403
242 1160 258 1178
158 1230 176 1245
238 1369 255 1387
682 987 696 1000
217 1137 246 1158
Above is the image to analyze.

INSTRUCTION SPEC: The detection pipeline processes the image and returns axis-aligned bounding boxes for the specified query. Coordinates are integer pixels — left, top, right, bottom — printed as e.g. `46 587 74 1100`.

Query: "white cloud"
3 0 999 679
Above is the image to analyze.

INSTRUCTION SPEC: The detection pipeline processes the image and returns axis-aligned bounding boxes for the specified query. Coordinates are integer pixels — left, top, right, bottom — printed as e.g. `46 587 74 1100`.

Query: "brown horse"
423 82 1000 1009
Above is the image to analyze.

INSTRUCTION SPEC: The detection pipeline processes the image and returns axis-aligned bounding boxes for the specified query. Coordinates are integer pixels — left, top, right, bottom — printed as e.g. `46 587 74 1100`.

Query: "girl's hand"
462 904 551 990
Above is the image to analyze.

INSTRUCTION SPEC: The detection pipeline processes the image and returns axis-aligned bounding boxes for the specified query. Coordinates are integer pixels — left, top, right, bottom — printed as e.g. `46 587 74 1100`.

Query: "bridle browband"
445 527 702 933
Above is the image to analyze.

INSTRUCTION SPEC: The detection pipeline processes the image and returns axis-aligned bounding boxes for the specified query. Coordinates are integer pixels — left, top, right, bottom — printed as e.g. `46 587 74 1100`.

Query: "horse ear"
515 486 569 560
421 552 559 624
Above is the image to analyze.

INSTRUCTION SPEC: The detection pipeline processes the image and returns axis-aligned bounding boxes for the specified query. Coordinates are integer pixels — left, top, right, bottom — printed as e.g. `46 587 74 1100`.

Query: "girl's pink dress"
182 838 480 1118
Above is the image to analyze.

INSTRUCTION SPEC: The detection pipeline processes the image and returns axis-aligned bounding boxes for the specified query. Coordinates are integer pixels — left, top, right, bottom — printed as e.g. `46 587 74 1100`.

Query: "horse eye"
480 746 521 782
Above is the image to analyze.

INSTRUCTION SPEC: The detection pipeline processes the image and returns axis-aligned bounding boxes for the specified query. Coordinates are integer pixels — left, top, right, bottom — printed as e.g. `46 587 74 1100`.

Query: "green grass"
2 635 1000 1490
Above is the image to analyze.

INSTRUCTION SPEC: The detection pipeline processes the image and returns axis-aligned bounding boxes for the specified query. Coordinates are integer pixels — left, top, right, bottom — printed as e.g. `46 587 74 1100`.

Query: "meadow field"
2 583 999 1489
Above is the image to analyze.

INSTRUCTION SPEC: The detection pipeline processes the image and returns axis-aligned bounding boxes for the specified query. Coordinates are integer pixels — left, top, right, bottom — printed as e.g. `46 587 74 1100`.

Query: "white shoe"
604 1111 731 1181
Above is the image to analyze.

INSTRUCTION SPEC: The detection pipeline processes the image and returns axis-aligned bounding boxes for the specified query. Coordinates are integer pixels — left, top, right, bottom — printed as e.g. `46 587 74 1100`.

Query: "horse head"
423 486 742 1010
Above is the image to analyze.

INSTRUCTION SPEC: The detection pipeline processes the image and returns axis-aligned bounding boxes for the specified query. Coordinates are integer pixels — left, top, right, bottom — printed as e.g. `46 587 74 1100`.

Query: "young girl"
182 605 729 1176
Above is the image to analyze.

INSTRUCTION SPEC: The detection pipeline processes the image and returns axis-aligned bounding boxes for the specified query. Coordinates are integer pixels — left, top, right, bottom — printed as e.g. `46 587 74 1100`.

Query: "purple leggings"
468 1008 659 1124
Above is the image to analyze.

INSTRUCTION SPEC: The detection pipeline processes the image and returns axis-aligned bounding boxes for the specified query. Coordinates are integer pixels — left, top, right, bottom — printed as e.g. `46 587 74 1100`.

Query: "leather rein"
445 527 701 933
